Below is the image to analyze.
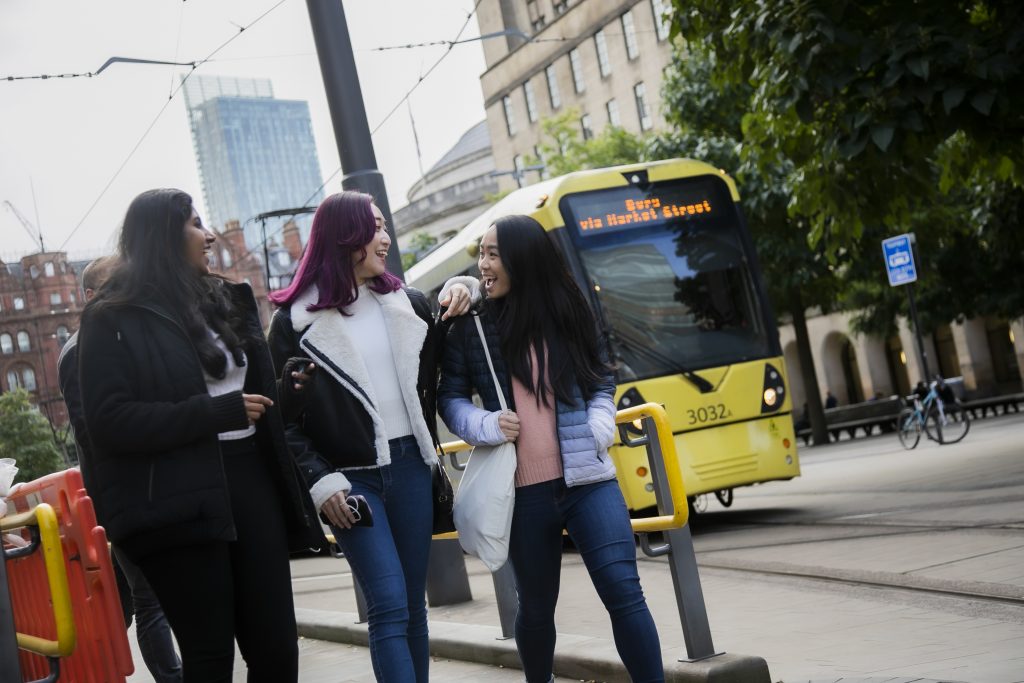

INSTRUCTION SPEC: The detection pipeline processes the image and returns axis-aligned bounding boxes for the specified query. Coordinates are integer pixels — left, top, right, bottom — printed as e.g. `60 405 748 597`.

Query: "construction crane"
2 200 45 252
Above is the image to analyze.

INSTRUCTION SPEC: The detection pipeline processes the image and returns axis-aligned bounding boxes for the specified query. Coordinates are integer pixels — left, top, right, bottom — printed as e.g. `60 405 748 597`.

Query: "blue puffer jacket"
437 310 618 488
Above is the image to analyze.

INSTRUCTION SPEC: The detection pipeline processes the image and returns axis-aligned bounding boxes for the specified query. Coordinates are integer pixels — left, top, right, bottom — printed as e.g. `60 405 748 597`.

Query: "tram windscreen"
560 175 772 380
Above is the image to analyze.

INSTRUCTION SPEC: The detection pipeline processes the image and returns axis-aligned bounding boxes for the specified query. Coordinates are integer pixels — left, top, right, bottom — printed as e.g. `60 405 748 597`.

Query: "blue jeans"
113 546 182 683
508 478 664 683
332 436 433 683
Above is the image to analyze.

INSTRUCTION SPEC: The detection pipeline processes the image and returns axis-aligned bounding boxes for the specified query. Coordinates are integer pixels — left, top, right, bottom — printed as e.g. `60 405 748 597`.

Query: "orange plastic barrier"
6 467 133 682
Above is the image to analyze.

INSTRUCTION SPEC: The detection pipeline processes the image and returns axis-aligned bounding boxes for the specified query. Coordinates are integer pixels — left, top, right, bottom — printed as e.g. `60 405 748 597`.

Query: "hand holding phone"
321 491 374 529
345 494 374 528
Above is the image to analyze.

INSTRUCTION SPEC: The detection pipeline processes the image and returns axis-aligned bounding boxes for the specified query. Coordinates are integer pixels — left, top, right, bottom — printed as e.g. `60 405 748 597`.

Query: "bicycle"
897 380 971 449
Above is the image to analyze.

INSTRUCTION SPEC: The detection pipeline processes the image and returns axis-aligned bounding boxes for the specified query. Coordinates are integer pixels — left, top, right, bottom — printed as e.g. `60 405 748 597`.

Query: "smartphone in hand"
346 494 374 527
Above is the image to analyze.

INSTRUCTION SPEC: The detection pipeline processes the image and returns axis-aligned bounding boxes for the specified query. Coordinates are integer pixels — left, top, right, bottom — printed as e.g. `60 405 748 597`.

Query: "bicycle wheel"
923 409 942 443
897 408 921 450
936 403 971 444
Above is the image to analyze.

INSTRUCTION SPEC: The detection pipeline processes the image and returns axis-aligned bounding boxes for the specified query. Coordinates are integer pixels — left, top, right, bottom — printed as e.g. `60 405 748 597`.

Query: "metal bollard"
426 538 473 606
491 561 517 640
631 415 721 662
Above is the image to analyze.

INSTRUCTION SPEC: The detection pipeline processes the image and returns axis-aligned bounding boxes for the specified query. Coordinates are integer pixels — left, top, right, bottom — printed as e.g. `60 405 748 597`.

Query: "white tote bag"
452 316 517 572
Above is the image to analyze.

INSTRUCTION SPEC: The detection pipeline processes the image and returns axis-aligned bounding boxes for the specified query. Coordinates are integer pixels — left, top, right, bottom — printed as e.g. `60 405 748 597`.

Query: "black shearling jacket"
266 285 441 507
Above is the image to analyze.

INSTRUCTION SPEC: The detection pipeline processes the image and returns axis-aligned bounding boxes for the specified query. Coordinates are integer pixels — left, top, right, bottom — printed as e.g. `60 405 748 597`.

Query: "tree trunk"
790 288 830 446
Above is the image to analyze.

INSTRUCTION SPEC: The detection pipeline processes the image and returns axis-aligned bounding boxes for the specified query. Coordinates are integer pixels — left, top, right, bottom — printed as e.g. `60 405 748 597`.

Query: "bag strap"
474 315 508 412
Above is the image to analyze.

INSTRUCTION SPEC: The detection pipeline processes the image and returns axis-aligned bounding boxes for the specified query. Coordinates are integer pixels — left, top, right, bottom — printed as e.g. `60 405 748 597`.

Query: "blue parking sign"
881 233 917 286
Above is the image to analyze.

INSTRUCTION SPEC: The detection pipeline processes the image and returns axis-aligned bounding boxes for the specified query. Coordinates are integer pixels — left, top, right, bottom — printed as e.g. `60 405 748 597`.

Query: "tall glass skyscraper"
183 75 324 249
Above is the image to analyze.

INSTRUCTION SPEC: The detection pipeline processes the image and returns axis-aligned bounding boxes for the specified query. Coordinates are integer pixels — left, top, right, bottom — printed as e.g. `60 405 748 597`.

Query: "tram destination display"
562 178 721 235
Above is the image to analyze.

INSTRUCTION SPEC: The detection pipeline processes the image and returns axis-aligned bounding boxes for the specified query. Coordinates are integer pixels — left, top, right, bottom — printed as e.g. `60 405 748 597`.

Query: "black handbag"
432 458 456 535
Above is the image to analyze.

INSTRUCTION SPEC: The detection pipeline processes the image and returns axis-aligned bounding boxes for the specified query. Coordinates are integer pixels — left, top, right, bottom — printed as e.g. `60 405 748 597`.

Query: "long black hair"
87 188 248 378
486 215 609 405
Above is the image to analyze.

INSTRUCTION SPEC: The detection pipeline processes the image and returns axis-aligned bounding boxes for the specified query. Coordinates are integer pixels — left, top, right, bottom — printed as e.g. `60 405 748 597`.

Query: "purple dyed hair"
269 191 402 312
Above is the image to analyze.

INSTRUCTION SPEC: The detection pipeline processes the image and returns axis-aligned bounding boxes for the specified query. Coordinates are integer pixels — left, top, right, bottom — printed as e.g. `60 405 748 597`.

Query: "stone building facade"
476 0 674 191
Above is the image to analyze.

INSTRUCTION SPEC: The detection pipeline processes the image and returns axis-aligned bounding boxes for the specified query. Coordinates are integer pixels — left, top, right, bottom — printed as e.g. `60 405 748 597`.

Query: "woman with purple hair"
267 190 470 683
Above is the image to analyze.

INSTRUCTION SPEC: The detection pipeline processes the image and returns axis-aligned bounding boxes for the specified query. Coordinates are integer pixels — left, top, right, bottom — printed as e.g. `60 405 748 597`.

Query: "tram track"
690 556 1024 608
637 516 1024 610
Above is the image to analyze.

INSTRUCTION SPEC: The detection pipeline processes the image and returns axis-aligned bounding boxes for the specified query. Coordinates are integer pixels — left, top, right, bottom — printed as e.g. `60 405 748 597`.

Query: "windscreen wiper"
609 326 715 394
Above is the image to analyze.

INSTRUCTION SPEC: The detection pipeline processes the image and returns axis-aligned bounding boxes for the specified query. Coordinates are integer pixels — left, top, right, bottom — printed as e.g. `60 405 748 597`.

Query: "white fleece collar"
290 285 436 467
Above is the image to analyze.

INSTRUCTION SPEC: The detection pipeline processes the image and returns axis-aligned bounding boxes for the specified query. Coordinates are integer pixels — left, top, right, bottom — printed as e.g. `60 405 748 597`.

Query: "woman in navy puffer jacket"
437 215 665 683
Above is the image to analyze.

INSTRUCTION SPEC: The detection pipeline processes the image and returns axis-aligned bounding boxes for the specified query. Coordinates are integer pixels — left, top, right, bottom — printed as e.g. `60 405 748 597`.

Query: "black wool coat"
77 283 326 559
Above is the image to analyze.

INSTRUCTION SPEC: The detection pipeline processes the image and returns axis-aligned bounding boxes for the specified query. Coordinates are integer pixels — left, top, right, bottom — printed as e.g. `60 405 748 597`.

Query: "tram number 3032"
686 404 732 425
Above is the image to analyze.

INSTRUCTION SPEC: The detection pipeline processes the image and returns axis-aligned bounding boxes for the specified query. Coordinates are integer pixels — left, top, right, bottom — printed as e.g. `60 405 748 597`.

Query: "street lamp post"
305 0 404 279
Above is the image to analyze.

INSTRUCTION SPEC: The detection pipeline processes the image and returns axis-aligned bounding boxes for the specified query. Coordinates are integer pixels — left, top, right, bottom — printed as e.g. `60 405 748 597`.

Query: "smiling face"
183 207 215 275
478 226 511 299
352 203 391 285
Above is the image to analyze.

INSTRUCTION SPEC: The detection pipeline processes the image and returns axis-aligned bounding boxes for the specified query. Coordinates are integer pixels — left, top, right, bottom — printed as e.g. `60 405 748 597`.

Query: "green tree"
671 0 1024 249
530 108 648 175
401 230 441 271
0 389 65 484
651 47 841 444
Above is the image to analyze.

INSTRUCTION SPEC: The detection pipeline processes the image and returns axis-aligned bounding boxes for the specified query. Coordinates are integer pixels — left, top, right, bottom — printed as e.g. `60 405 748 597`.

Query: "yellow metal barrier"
436 402 688 534
1 503 77 658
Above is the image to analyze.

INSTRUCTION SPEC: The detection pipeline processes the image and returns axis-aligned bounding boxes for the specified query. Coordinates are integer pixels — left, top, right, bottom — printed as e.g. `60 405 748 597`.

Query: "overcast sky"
0 0 488 260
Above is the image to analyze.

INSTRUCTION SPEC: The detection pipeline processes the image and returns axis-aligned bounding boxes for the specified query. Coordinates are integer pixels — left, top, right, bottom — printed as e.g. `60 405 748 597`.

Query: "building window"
50 292 62 306
13 297 24 311
526 0 545 31
44 262 55 277
56 325 70 347
221 248 233 268
606 98 621 127
29 265 39 279
0 333 12 354
553 0 568 15
6 366 36 391
523 80 539 123
594 30 612 77
634 82 652 130
622 11 640 60
545 65 561 109
534 145 550 179
17 331 31 352
581 114 594 140
569 48 586 93
502 95 517 136
651 0 671 41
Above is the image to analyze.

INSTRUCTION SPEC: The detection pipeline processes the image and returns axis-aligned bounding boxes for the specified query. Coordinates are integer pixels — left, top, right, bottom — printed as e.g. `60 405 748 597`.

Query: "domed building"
393 121 498 260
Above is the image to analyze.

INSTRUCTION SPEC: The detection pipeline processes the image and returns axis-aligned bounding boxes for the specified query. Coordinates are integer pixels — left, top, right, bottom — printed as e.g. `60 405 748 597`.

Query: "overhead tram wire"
222 0 487 281
54 0 290 252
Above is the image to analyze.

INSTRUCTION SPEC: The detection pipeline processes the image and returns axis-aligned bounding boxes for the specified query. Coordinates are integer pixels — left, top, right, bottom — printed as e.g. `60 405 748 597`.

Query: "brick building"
0 252 83 428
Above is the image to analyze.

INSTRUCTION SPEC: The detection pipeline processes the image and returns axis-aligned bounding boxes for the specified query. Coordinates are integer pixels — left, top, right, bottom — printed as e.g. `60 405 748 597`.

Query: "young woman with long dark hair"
77 188 325 682
266 190 470 683
437 215 665 683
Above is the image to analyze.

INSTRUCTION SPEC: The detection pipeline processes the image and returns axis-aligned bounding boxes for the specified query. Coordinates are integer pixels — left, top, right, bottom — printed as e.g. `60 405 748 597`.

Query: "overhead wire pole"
305 0 404 279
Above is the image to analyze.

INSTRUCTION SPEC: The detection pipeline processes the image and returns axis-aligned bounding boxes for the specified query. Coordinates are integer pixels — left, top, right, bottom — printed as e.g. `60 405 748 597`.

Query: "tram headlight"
760 363 785 414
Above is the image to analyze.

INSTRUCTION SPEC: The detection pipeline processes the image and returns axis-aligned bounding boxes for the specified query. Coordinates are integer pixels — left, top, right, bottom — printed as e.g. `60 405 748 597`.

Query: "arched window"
0 333 12 354
5 366 37 391
44 262 55 277
56 325 70 347
13 297 25 310
29 264 40 279
17 331 30 352
220 248 233 268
